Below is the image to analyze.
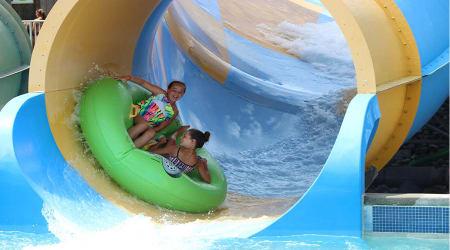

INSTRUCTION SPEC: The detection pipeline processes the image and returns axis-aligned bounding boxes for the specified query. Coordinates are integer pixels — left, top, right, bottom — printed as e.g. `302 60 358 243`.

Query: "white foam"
26 213 274 250
256 20 356 89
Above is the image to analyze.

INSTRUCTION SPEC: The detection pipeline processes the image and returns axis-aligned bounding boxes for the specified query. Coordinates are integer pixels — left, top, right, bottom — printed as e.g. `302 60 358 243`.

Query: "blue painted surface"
193 0 221 21
132 0 173 79
395 0 449 67
305 0 332 20
135 0 225 83
395 0 449 138
170 1 224 57
422 48 449 76
409 63 449 139
0 93 47 233
253 94 380 237
0 93 128 233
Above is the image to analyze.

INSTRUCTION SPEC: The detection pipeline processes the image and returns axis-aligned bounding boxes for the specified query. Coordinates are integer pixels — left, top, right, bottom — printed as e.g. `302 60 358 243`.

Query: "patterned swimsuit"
165 148 199 173
137 94 174 126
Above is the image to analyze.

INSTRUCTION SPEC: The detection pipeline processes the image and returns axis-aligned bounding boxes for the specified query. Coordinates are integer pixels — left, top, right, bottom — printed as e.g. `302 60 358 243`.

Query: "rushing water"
150 1 355 198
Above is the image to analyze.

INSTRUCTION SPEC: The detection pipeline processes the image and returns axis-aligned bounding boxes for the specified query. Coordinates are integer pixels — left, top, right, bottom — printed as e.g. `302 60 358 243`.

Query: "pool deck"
365 193 449 206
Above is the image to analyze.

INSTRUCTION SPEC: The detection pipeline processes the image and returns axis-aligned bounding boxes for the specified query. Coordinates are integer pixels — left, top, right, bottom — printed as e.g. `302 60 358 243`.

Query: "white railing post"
22 20 45 48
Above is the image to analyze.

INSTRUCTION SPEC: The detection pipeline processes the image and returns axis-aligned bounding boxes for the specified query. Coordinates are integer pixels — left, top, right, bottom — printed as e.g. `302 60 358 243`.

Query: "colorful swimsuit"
137 94 174 126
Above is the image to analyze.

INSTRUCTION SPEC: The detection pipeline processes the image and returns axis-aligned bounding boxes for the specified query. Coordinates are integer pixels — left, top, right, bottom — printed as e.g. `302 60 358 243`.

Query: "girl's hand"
198 158 211 184
172 125 190 140
178 125 190 134
118 75 132 82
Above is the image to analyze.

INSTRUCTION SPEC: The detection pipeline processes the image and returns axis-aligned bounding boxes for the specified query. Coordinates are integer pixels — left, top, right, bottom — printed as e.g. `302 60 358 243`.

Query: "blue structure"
254 94 380 237
395 0 449 138
0 93 127 233
0 0 448 240
0 93 47 232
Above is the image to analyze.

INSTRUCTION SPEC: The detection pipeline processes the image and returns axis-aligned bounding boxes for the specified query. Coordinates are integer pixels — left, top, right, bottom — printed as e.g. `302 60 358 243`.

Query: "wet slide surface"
143 0 355 199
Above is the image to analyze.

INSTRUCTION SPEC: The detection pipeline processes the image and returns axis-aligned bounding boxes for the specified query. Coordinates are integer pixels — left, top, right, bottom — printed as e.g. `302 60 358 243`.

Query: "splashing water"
256 21 356 88
24 214 274 250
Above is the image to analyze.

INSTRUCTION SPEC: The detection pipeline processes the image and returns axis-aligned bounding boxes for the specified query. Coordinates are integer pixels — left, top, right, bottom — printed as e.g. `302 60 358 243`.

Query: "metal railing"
0 21 38 80
0 20 42 80
0 65 30 80
22 20 45 47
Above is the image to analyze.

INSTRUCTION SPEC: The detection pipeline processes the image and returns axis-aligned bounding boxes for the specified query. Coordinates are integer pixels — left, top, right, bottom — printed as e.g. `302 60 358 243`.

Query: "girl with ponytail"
150 128 211 183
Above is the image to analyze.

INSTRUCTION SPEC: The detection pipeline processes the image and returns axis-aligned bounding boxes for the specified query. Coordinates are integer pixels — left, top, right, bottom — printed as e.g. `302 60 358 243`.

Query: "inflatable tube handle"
129 104 140 118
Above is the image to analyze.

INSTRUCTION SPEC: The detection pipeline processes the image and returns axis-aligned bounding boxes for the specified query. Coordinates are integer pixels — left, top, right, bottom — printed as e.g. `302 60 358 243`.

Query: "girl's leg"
128 123 148 140
128 115 148 139
133 115 147 124
133 128 156 148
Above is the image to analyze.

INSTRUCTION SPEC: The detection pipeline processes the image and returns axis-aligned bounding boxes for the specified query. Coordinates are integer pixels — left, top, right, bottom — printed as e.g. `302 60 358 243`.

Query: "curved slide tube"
0 0 448 237
0 0 32 108
0 93 129 232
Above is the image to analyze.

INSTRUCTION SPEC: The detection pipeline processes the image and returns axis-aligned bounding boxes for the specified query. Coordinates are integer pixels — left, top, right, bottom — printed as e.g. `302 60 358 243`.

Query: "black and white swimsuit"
165 148 199 173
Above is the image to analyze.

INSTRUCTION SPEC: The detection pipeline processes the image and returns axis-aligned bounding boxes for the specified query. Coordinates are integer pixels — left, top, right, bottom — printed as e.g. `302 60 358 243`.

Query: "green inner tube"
79 78 227 213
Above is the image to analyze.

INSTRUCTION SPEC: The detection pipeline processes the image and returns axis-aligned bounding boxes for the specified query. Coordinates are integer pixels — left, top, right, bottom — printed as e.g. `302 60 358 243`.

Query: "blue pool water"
1 228 448 249
213 235 449 249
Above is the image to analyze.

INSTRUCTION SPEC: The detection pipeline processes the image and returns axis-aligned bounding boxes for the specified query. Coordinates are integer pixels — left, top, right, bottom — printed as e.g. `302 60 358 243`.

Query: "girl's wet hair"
188 129 210 148
168 81 186 93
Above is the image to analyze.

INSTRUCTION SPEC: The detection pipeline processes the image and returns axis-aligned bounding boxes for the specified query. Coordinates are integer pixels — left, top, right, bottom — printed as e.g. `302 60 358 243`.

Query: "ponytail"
188 129 210 148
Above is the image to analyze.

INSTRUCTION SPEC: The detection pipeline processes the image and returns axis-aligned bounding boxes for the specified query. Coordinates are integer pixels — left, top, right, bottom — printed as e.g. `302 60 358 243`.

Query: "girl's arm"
171 125 190 140
120 75 166 95
150 140 176 155
197 158 211 184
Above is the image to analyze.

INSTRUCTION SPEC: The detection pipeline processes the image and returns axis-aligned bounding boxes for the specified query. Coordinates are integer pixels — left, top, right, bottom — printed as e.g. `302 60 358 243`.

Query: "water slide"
0 0 448 240
0 0 31 109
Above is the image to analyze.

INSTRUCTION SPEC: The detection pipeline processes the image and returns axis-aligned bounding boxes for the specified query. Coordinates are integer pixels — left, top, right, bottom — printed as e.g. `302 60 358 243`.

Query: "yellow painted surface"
29 0 158 92
28 0 165 216
288 0 331 16
29 0 160 173
166 1 230 84
368 82 421 169
217 0 321 56
321 0 421 170
376 76 421 93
